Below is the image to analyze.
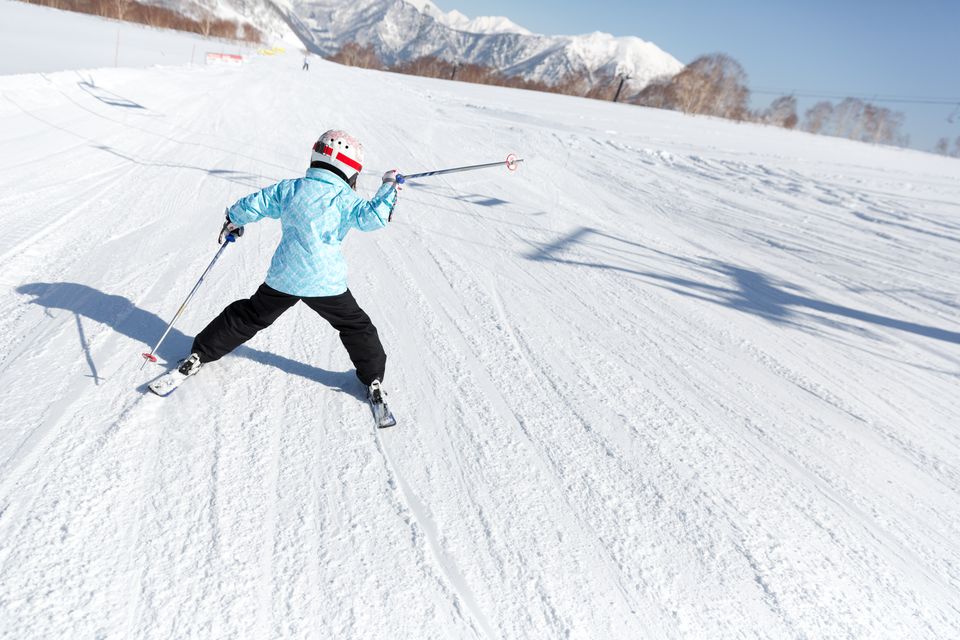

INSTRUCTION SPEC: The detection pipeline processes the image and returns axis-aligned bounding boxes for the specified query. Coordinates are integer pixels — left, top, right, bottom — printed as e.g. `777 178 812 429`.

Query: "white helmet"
311 129 364 180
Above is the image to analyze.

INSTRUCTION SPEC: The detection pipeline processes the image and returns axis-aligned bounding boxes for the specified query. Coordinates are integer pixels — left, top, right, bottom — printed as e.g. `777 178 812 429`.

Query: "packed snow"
0 5 959 639
0 0 256 76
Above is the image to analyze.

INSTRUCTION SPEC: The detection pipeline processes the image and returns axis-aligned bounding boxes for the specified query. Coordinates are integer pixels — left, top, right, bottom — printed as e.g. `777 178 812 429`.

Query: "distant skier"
302 57 310 71
170 130 399 419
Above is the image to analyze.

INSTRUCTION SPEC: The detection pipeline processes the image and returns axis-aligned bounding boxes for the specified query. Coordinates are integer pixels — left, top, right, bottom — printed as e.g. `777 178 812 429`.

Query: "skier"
302 56 310 71
169 129 399 423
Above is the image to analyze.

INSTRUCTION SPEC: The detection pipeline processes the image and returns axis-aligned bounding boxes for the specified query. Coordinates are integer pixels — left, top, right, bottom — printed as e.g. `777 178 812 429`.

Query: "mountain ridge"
184 0 683 89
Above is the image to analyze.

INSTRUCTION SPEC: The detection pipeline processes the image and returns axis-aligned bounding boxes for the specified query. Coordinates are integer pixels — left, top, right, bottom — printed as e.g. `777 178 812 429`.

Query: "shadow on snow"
16 282 362 396
77 81 146 110
93 144 271 188
525 226 960 346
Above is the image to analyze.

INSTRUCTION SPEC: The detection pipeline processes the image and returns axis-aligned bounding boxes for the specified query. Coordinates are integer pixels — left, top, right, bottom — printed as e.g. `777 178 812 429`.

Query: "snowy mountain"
136 0 682 88
3 3 960 639
276 0 683 87
404 0 532 35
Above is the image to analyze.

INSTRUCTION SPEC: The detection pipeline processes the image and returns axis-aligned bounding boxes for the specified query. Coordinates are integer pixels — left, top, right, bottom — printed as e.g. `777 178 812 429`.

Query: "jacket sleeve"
227 181 287 226
342 182 397 233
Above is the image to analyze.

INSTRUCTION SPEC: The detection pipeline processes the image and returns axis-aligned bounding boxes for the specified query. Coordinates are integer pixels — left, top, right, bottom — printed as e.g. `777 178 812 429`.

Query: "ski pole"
397 153 523 184
140 233 237 368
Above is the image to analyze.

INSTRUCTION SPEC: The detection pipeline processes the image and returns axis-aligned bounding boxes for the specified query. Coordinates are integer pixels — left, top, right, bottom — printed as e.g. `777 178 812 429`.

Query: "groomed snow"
0 0 255 76
0 9 959 639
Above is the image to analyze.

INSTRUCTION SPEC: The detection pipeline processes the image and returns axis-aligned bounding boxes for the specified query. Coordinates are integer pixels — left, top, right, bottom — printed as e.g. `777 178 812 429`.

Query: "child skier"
166 129 399 423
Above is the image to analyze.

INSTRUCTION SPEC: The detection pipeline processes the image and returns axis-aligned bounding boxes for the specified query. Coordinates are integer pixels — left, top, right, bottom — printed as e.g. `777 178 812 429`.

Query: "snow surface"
0 0 255 75
1 8 960 639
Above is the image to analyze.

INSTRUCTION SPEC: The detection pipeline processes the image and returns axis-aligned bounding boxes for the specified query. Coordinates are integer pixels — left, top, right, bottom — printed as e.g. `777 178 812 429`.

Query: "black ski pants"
192 283 386 385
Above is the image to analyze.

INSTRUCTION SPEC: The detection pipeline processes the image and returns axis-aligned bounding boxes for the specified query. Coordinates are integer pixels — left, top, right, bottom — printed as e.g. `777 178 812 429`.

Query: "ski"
368 380 397 428
149 361 396 429
147 368 190 397
369 398 397 428
147 354 201 397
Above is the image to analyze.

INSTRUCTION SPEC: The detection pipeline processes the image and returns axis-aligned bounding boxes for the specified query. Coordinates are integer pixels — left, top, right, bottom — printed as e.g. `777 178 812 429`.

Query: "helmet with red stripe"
311 130 364 182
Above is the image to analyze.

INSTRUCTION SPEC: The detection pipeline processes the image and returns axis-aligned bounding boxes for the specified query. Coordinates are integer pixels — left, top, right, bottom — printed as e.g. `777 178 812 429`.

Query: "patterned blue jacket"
227 168 396 297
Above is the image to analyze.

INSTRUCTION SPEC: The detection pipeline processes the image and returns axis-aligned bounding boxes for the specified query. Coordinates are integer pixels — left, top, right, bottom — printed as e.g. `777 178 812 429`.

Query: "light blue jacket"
227 168 397 297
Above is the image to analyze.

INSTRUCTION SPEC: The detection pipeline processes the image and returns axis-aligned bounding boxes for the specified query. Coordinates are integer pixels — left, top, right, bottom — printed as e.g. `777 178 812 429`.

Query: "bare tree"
633 53 750 120
329 43 384 70
393 55 455 79
831 97 866 140
631 76 672 109
140 1 160 26
584 74 621 101
111 0 130 21
240 23 263 43
803 101 834 134
760 95 798 129
861 104 906 145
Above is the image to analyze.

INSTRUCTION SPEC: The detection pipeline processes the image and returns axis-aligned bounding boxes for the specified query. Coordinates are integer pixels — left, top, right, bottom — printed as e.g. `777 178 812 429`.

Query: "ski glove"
381 170 402 222
382 169 403 191
218 210 244 244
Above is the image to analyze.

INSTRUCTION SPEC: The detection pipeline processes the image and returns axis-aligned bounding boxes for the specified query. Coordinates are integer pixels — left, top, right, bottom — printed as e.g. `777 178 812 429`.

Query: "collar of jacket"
306 166 351 186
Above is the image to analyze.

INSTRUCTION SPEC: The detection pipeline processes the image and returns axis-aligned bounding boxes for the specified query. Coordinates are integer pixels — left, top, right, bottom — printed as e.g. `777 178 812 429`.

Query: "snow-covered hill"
1 6 959 639
0 0 256 75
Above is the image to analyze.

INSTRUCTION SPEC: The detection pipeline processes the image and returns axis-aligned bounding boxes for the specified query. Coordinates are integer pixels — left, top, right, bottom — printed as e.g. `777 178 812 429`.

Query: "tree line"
329 43 585 94
933 137 960 158
332 44 914 149
21 0 263 43
620 54 909 146
14 3 940 155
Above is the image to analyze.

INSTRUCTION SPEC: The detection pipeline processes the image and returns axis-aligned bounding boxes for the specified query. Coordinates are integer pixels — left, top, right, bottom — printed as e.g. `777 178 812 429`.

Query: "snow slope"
0 0 256 76
1 17 959 640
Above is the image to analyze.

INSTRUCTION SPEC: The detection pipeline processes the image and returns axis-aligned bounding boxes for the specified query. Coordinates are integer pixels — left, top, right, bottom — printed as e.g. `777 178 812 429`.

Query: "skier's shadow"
77 81 146 110
15 282 363 397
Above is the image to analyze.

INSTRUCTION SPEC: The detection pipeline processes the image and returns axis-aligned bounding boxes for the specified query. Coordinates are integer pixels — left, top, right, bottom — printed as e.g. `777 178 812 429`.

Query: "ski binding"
368 380 397 429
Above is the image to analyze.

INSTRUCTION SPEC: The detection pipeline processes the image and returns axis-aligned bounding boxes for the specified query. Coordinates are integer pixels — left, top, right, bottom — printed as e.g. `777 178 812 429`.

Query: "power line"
750 88 960 106
754 87 960 101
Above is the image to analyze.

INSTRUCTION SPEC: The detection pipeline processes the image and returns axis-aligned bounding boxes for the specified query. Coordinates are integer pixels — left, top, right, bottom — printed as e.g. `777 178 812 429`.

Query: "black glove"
218 211 244 244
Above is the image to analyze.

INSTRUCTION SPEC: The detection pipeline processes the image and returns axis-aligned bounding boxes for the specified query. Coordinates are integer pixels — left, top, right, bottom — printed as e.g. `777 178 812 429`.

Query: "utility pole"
612 73 631 103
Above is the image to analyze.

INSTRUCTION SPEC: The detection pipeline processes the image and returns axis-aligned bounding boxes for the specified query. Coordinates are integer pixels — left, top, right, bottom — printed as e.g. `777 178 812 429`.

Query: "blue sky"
452 0 960 151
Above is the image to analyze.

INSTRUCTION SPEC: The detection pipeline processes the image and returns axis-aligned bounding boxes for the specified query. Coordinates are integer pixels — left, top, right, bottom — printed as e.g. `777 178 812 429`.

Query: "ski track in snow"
0 41 959 640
